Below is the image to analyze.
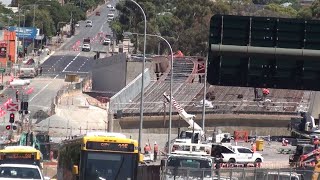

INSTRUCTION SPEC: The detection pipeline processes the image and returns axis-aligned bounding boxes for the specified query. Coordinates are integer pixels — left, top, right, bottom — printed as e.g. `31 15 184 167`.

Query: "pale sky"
0 0 11 7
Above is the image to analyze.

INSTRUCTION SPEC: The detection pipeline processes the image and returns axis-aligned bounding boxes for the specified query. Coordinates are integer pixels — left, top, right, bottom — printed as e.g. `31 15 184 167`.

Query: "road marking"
62 52 81 72
29 74 59 102
30 53 80 102
77 59 89 72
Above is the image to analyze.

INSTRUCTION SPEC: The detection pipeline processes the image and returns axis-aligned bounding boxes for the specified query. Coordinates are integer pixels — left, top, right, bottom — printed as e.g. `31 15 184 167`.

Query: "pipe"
211 44 320 58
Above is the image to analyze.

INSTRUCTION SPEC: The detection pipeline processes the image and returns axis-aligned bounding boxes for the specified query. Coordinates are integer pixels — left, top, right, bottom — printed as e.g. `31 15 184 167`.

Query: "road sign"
208 14 320 90
7 103 18 111
0 68 6 73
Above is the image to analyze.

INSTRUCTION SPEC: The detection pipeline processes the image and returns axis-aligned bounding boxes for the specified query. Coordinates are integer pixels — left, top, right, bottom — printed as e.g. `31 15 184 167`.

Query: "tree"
297 7 312 19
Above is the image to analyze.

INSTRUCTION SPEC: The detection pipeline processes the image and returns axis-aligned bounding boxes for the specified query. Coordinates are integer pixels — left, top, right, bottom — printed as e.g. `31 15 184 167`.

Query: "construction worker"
144 143 151 154
39 67 43 76
251 142 256 152
154 142 159 161
314 137 319 149
262 88 270 101
15 90 19 102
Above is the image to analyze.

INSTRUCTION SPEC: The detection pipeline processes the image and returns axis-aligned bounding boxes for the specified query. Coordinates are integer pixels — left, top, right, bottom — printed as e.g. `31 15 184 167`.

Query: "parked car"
96 11 100 16
211 144 264 166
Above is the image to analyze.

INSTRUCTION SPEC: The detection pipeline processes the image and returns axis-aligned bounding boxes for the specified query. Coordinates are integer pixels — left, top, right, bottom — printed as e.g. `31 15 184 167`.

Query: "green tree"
297 7 312 19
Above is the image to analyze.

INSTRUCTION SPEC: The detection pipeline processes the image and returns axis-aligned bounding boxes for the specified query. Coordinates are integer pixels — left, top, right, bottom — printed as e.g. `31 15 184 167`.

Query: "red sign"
7 103 18 111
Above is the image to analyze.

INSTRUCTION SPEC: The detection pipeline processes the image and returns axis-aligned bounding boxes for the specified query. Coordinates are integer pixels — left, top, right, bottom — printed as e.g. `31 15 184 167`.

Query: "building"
0 30 17 66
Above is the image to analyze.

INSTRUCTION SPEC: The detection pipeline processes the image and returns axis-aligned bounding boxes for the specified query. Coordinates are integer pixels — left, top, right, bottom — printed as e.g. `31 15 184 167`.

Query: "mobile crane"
163 92 204 144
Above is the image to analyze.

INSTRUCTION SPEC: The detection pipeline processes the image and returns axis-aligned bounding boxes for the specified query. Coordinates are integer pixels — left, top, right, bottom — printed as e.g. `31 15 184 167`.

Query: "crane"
163 92 204 143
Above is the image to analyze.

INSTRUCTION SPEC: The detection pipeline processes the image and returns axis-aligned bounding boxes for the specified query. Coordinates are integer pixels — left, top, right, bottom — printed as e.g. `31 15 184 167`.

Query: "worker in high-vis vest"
154 142 159 161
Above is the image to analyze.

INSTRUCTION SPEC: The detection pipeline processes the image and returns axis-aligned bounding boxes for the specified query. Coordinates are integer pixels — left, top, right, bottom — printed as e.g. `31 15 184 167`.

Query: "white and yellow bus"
0 146 42 168
57 132 143 180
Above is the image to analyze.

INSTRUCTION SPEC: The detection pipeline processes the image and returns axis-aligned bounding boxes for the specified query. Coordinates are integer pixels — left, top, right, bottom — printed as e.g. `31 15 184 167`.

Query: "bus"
0 146 42 168
57 132 143 180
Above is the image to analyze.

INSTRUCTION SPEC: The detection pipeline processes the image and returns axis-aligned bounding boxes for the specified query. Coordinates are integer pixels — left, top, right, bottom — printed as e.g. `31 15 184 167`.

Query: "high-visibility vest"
144 146 151 152
154 145 159 152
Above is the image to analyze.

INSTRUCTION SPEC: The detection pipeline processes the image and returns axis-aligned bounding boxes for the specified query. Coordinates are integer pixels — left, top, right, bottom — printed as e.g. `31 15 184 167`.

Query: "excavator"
298 147 320 180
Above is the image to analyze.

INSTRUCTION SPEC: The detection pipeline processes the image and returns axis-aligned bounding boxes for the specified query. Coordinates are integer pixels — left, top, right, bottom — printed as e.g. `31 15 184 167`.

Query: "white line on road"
30 53 81 102
29 74 59 102
62 52 81 72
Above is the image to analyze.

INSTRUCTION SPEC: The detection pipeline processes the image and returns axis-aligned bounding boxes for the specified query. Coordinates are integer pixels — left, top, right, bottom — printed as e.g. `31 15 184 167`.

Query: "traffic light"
23 102 28 111
5 125 10 130
9 113 14 123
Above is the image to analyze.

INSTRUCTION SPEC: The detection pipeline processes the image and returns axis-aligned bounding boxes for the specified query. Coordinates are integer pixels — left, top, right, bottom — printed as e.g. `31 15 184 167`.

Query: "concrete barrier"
110 68 151 112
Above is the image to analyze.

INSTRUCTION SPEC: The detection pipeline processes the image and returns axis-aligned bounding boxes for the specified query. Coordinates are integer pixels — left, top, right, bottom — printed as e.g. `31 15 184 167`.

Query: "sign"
208 15 320 90
4 153 33 159
8 26 37 39
0 68 6 73
7 103 18 111
86 142 135 152
65 74 80 83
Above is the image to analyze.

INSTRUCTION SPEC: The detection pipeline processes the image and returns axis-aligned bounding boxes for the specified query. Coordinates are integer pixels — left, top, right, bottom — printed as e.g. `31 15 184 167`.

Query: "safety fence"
160 167 316 180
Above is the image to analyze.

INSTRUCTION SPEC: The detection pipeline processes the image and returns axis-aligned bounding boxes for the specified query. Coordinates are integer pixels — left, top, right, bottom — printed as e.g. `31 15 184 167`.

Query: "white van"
107 14 114 21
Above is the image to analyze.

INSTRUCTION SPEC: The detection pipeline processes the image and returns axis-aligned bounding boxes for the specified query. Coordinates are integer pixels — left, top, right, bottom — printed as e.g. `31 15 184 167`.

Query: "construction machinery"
163 92 204 144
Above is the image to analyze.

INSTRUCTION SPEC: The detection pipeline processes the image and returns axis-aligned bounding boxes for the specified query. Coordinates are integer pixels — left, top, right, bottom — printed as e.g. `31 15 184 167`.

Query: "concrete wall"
110 68 151 111
118 114 295 136
92 53 127 94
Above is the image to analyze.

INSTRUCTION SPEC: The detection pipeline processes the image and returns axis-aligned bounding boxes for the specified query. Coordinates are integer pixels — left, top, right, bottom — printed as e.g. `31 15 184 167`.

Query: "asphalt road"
0 2 119 130
60 1 116 52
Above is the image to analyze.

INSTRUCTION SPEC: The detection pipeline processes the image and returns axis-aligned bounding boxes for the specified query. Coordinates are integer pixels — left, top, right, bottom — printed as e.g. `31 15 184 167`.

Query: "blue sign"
8 26 37 39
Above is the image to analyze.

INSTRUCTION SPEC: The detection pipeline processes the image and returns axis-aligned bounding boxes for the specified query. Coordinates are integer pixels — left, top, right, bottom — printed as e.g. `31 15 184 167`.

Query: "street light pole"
126 0 147 151
123 32 173 154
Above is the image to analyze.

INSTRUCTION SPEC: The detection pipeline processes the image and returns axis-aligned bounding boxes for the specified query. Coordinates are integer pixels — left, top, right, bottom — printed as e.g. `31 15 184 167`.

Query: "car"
82 44 91 52
75 23 80 27
107 14 114 22
103 38 111 45
85 20 92 27
0 164 50 180
107 4 112 8
110 6 115 11
211 144 264 166
96 11 100 16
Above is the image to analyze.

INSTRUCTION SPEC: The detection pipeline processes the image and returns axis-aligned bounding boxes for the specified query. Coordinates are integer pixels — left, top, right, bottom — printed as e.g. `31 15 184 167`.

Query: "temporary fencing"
161 166 316 180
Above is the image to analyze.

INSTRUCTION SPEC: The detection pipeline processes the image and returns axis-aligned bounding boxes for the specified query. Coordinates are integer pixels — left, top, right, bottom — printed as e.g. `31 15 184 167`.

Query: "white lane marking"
77 58 89 72
62 52 81 72
30 53 80 102
29 74 59 102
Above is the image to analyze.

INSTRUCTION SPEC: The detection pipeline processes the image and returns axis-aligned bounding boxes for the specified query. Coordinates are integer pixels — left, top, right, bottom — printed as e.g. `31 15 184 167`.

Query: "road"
0 2 118 131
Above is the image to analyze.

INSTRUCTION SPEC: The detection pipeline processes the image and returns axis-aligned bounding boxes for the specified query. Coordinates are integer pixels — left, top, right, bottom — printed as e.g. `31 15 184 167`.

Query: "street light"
123 32 173 154
123 0 147 151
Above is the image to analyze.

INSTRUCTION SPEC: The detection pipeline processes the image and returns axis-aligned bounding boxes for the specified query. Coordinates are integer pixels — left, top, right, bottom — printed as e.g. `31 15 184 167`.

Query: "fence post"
229 168 233 179
277 168 280 180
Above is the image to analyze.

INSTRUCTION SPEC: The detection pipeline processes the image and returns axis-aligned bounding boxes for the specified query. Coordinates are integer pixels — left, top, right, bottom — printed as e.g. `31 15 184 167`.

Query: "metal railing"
160 167 316 180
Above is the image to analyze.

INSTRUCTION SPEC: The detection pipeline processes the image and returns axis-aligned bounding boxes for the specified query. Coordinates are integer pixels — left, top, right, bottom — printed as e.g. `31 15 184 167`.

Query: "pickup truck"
212 144 264 166
0 164 50 180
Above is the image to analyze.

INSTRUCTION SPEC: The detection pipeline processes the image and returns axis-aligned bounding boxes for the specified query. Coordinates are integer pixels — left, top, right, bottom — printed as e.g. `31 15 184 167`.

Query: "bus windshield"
83 152 137 180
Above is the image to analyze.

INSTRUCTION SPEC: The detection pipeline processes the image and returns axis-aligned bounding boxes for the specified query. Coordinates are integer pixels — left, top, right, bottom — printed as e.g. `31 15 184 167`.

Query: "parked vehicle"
211 144 264 166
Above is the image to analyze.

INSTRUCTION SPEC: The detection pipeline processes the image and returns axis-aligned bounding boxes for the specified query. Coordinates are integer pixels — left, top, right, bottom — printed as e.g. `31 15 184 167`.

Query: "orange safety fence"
234 131 249 142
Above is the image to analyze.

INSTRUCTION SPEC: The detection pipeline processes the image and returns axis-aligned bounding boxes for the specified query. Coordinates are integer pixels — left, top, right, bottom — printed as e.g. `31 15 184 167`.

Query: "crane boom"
163 92 202 132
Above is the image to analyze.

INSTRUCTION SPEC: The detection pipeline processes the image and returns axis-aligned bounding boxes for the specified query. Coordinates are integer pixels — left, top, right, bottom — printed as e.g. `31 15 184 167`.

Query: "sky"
1 0 11 7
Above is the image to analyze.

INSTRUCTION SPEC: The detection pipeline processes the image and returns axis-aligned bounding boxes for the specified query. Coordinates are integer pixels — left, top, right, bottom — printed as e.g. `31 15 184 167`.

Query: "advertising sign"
8 26 37 39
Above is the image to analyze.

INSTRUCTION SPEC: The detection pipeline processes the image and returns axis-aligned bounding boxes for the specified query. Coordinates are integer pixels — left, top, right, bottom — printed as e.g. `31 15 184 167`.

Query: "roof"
2 146 39 152
0 164 39 168
168 154 212 160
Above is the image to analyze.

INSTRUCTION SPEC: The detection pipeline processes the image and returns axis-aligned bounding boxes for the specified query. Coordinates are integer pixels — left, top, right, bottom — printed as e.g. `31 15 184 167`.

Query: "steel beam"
211 44 320 58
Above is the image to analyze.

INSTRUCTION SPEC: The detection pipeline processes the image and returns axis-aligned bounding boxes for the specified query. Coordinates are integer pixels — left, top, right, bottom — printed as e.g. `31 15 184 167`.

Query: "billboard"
8 26 37 39
207 14 320 91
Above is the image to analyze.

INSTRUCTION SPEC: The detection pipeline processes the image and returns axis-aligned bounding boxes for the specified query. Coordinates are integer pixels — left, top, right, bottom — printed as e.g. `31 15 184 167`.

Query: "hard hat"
154 141 157 144
145 143 148 146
